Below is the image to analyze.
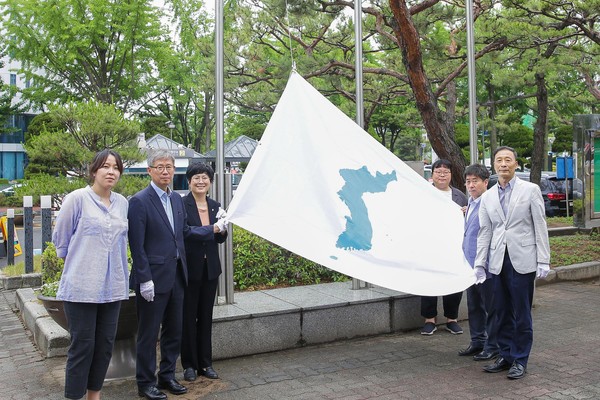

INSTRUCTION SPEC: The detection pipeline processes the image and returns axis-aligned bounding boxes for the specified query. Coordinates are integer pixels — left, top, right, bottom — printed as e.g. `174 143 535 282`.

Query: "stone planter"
38 293 138 380
13 214 24 226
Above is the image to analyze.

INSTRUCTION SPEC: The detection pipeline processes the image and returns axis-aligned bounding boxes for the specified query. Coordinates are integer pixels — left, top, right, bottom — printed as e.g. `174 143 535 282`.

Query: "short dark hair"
432 159 452 171
186 162 214 182
464 164 489 181
493 146 518 160
89 149 123 183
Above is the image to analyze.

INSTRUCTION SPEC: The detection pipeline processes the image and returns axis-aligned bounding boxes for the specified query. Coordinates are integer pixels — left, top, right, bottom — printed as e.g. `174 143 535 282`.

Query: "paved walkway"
1 280 599 399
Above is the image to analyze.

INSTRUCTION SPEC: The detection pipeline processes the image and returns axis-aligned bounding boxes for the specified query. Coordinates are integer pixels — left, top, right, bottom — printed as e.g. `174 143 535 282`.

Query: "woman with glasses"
180 162 228 382
420 158 468 336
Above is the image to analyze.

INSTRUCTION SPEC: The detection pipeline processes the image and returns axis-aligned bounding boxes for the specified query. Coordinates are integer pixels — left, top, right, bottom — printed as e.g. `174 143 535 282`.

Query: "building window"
10 74 17 86
25 78 31 88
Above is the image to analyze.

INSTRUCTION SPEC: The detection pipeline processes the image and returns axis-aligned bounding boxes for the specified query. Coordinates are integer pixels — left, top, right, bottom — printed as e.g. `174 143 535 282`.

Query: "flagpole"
215 0 224 204
466 0 478 164
215 0 234 304
354 0 364 129
353 0 364 290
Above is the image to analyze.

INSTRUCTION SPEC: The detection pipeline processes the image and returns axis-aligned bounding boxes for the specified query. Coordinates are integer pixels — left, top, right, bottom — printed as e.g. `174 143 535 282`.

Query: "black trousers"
181 262 219 370
494 250 535 367
135 265 185 388
420 291 463 320
63 300 121 399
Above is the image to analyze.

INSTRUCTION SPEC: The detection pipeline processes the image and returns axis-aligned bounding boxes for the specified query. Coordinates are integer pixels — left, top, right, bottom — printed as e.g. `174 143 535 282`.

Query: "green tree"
552 125 573 155
25 112 63 140
24 130 91 176
25 101 143 176
1 0 170 114
54 101 141 153
143 0 219 152
0 83 20 135
0 53 22 136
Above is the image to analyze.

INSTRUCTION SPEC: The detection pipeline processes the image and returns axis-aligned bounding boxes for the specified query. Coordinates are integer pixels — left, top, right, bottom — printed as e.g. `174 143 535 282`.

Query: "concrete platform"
16 281 469 359
16 259 600 360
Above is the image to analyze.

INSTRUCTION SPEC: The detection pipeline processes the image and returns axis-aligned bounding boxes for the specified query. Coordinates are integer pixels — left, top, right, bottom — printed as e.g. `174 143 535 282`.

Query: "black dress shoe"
157 379 188 395
138 385 167 400
473 349 499 361
183 367 197 382
458 344 483 356
199 366 219 379
507 362 526 379
483 357 511 373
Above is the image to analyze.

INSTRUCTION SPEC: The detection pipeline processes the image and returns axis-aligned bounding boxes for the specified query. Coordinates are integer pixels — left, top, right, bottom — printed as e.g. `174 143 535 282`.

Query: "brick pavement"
1 280 599 399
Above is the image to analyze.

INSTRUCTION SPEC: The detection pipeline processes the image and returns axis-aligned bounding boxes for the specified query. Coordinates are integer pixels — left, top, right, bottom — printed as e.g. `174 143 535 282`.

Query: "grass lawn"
550 233 600 268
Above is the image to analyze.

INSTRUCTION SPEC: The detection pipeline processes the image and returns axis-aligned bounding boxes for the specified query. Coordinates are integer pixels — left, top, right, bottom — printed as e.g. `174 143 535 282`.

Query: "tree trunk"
388 0 466 188
530 72 548 185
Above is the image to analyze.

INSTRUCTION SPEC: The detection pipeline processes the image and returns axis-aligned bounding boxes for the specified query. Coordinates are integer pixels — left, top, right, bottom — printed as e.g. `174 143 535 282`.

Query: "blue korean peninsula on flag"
226 71 475 296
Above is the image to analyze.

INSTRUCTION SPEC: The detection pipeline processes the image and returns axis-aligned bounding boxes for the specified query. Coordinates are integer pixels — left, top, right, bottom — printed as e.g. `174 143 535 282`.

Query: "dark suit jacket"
128 185 190 293
183 193 228 282
451 186 468 207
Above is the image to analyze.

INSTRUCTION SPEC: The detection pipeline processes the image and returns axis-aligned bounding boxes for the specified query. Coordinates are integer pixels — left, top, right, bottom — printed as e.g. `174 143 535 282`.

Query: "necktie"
162 193 175 232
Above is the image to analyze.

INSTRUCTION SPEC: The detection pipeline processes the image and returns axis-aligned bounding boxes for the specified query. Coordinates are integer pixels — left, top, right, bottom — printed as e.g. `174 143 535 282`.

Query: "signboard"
0 216 23 257
556 157 574 180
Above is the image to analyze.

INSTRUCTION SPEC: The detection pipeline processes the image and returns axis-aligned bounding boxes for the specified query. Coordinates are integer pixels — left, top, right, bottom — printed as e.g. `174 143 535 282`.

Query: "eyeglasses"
433 170 451 176
150 165 174 172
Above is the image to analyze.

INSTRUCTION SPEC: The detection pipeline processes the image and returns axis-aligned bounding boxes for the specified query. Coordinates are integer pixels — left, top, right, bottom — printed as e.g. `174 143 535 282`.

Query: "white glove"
216 207 227 219
140 280 155 302
536 263 550 279
474 266 487 284
215 217 228 233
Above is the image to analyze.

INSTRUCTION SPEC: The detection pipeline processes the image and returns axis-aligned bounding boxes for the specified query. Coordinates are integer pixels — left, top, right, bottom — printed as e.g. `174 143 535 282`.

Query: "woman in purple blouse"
52 149 129 400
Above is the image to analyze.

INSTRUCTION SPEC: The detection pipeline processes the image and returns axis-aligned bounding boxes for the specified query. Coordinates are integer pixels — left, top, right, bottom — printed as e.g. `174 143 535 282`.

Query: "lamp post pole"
167 121 175 142
466 0 478 165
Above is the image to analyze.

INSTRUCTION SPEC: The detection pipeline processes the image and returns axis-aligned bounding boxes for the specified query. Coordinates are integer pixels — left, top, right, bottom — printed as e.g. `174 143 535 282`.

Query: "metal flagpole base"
104 336 137 381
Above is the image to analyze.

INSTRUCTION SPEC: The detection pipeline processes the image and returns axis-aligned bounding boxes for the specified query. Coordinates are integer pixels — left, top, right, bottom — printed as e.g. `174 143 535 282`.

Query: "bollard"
7 208 15 265
23 196 34 273
41 195 52 252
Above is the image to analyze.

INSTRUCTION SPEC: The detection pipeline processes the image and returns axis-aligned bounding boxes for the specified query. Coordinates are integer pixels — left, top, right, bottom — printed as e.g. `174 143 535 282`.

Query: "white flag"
227 71 475 296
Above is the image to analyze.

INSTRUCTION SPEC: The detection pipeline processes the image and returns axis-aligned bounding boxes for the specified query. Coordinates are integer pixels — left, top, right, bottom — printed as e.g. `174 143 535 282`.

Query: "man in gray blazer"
474 146 550 379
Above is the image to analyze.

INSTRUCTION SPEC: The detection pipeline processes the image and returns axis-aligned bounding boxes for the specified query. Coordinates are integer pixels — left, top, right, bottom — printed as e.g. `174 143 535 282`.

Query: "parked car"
487 171 577 217
0 183 23 197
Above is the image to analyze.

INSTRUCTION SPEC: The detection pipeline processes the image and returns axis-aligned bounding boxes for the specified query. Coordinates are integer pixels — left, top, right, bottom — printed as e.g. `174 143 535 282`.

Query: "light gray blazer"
475 177 550 275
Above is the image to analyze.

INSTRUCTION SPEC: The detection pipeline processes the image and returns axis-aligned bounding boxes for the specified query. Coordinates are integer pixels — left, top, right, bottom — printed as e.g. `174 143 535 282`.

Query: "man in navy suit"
458 164 499 361
129 150 226 400
475 146 550 380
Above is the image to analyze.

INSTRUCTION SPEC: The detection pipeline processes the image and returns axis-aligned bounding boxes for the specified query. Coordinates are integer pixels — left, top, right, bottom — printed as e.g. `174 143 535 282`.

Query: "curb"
0 272 42 290
537 261 600 286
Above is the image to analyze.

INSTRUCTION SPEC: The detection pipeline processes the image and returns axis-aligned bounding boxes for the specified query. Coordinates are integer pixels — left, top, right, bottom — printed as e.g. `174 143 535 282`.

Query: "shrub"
232 228 348 290
39 243 64 297
0 193 23 207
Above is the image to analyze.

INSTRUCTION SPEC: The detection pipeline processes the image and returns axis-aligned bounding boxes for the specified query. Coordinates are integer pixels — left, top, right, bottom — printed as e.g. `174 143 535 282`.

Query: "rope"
284 0 296 72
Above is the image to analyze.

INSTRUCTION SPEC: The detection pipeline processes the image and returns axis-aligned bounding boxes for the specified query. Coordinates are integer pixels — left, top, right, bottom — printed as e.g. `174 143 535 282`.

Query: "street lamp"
166 121 175 142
